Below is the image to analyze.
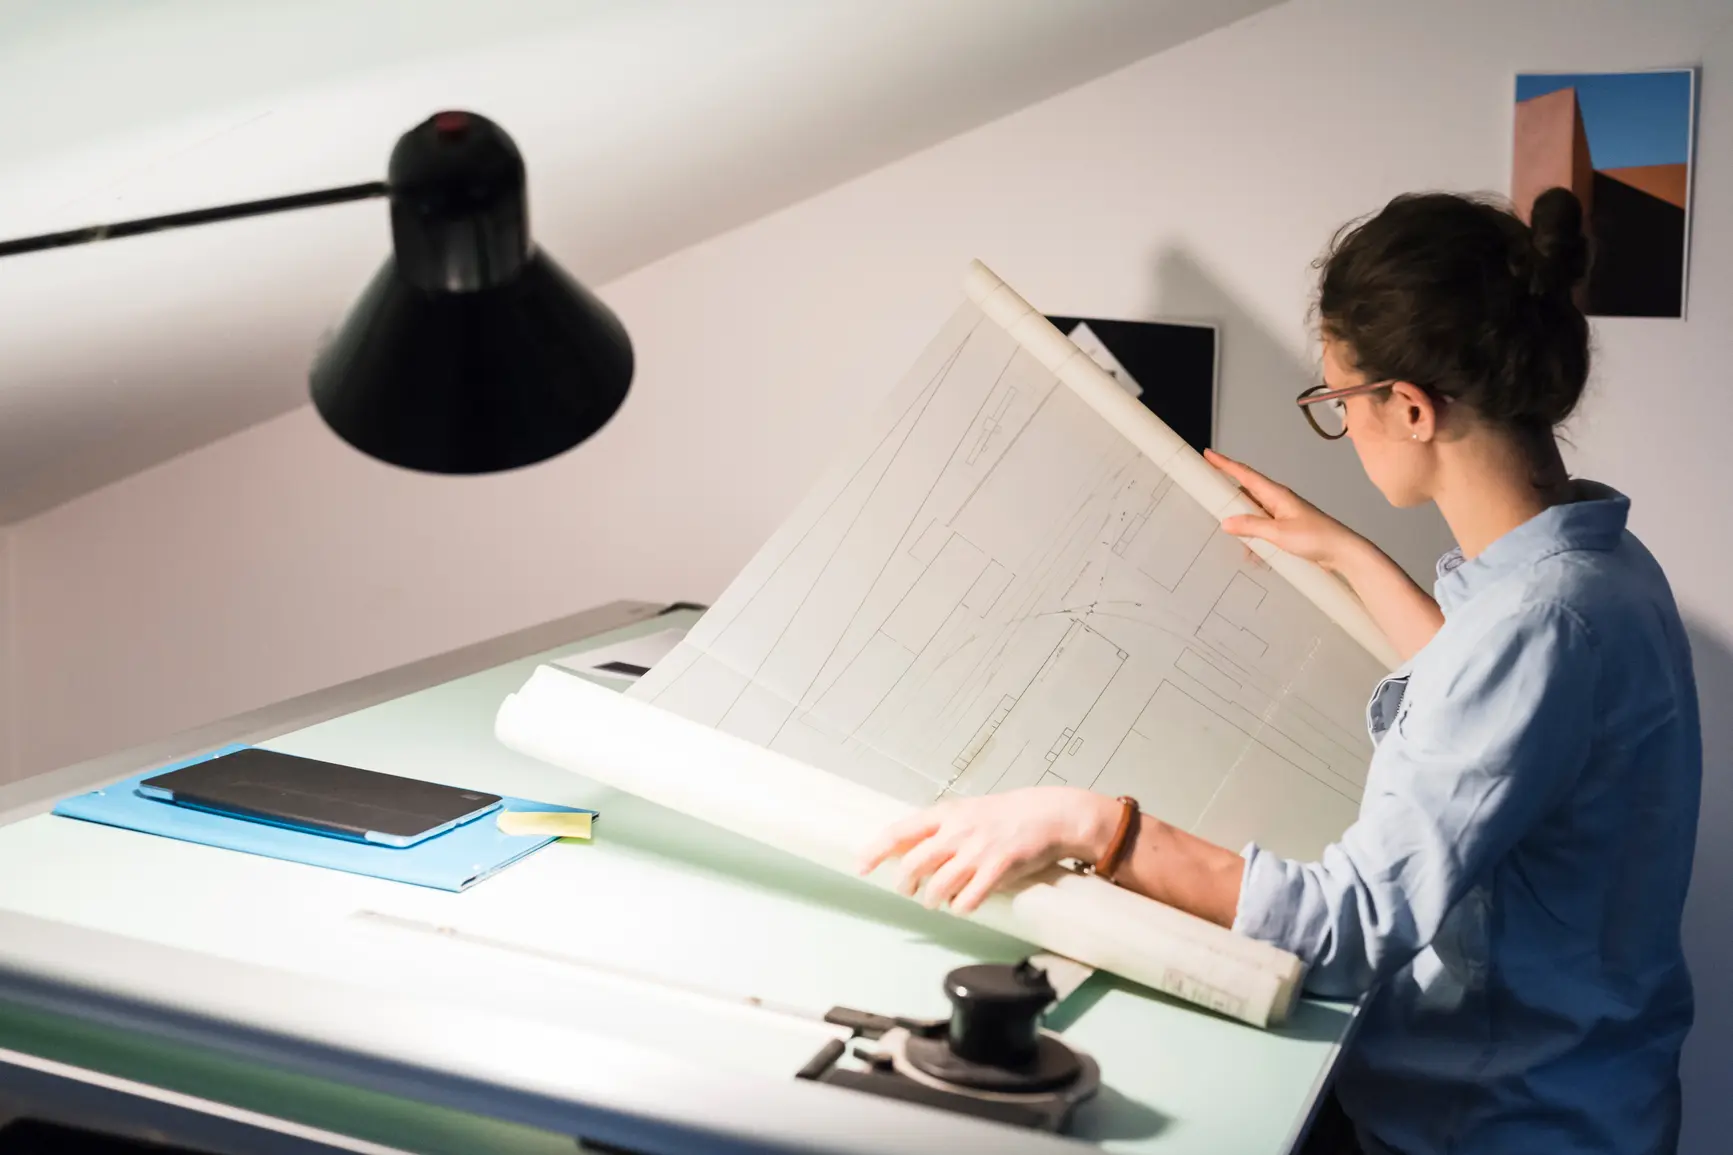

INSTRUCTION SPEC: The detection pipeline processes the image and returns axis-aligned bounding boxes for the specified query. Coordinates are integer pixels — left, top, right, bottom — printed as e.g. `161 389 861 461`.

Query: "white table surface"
0 605 1355 1153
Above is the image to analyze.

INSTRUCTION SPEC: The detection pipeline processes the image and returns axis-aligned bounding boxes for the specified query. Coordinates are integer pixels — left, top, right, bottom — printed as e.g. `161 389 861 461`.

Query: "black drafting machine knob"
944 960 1056 1067
902 959 1089 1096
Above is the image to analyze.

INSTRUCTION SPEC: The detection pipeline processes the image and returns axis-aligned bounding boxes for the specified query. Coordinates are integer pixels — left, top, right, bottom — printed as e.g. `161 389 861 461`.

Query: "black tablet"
138 748 502 847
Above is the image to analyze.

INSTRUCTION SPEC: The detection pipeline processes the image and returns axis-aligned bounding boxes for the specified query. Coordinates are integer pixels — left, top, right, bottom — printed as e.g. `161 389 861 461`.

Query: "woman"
857 189 1700 1154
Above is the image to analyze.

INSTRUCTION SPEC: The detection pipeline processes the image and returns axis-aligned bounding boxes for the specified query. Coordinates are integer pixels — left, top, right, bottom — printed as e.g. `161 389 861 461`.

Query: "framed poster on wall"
1513 68 1698 318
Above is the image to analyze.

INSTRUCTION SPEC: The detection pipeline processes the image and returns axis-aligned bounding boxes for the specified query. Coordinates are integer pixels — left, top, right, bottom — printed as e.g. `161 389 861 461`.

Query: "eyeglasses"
1295 380 1393 440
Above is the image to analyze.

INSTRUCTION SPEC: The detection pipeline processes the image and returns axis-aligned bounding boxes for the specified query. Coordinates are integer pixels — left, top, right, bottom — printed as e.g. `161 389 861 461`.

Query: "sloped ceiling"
0 0 1278 522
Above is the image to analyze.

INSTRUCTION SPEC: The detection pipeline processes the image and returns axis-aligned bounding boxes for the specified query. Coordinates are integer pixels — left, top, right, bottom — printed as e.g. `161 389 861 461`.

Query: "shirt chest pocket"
1365 670 1411 745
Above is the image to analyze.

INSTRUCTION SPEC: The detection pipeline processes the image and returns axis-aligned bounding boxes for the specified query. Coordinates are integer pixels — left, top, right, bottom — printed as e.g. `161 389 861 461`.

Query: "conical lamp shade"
311 251 631 473
311 111 631 474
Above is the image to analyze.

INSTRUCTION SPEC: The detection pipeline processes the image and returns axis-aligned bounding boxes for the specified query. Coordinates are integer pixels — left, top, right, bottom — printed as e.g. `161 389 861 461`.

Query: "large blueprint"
632 264 1395 863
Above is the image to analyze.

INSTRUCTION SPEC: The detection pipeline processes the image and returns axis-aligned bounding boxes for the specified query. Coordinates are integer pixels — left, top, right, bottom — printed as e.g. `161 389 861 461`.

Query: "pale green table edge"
0 606 1357 1153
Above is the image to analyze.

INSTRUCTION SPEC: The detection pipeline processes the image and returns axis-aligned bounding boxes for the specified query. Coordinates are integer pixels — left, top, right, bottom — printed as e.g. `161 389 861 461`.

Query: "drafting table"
0 601 1358 1154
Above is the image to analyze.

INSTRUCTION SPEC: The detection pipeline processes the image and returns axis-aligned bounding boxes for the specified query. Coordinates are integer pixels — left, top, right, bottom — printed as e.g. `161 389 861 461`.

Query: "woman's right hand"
1204 448 1365 572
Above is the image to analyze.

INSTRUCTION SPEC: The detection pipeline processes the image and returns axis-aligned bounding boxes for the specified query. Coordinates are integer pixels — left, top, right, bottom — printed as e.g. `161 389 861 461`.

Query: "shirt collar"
1432 480 1629 613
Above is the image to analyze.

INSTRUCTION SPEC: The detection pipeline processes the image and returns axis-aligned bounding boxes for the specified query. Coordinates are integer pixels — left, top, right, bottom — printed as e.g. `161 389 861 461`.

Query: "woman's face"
1322 338 1436 508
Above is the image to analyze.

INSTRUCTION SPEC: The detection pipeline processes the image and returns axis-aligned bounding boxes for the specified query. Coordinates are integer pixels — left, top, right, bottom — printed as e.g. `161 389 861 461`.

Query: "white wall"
0 529 11 786
0 0 1275 521
8 0 1732 1146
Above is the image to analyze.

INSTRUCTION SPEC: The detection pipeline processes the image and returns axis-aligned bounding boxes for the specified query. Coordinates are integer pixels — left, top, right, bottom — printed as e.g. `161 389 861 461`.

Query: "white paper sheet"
631 264 1394 864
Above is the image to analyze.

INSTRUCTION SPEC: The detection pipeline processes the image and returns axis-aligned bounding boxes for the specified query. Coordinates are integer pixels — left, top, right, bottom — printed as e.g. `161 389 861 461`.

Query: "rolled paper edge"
496 667 1305 1028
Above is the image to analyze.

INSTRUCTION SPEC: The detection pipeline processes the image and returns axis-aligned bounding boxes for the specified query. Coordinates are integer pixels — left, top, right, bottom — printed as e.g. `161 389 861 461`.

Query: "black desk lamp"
0 110 632 475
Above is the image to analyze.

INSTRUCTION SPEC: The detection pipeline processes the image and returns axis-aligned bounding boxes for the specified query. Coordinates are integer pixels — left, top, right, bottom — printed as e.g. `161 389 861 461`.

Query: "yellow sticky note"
496 810 594 840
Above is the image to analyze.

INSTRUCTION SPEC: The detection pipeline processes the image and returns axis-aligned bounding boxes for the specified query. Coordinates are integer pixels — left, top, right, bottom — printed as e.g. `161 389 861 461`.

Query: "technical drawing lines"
1111 478 1164 556
965 384 1018 465
1097 677 1358 807
752 344 1027 728
1113 474 1218 594
954 695 1016 771
963 561 1013 615
1196 572 1273 663
1171 632 1366 800
972 619 1127 795
692 319 979 663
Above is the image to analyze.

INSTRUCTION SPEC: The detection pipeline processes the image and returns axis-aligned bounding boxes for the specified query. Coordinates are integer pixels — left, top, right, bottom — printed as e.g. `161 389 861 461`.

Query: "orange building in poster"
1514 80 1690 317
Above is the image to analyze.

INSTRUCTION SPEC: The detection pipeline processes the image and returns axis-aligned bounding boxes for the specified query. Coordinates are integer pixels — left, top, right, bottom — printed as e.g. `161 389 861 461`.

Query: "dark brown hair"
1316 188 1592 435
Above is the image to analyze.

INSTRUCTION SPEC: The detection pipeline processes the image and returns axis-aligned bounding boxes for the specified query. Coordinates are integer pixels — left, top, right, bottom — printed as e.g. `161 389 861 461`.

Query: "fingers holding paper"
1205 447 1363 571
855 787 1119 915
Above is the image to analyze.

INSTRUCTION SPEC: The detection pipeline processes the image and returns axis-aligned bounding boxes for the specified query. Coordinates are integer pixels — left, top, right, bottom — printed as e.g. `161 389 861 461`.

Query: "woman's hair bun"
1317 189 1592 439
1525 187 1591 299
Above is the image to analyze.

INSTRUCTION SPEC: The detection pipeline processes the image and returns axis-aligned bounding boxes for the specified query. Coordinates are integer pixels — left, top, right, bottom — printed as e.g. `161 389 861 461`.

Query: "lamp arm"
0 181 390 260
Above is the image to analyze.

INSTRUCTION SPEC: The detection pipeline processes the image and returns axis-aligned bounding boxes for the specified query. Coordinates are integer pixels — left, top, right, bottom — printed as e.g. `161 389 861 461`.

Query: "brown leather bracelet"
1092 795 1140 882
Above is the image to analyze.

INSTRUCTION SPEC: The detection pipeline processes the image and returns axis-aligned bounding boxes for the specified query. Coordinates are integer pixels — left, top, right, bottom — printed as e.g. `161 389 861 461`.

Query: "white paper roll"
496 666 1304 1027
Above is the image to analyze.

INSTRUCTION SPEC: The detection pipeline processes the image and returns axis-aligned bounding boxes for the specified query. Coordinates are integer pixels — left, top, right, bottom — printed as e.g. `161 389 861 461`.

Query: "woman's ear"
1387 381 1439 443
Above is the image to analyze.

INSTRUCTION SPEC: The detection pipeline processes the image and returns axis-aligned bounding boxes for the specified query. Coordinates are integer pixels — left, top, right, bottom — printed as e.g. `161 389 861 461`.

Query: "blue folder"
52 744 595 892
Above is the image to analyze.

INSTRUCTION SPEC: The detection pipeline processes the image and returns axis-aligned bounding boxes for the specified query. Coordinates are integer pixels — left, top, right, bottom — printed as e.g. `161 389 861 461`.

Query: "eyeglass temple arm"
0 181 390 260
1298 381 1392 407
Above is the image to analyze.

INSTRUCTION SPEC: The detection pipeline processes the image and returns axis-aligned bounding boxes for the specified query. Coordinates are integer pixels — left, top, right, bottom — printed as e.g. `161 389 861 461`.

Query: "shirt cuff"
1230 841 1304 950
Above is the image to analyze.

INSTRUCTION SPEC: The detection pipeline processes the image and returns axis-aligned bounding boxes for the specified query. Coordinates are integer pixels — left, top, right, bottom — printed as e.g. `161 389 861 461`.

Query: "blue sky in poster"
1516 70 1694 169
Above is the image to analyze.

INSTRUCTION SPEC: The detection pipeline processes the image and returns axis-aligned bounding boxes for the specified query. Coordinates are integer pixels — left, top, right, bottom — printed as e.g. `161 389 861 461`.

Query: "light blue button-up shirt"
1234 483 1699 1155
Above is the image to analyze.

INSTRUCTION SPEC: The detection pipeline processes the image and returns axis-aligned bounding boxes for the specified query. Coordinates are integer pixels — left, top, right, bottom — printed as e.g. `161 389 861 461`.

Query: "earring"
1411 433 1418 440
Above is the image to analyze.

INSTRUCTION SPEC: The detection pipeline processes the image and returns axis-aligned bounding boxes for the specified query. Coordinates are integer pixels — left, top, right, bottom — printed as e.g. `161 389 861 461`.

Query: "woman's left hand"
855 787 1119 914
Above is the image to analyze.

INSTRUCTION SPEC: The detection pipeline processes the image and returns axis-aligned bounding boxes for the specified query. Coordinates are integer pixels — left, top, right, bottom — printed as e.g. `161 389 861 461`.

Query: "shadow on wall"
1143 247 1454 585
1682 620 1733 1150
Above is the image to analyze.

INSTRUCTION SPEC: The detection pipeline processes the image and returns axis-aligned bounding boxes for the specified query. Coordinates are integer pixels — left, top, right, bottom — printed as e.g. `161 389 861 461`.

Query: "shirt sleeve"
1231 600 1599 997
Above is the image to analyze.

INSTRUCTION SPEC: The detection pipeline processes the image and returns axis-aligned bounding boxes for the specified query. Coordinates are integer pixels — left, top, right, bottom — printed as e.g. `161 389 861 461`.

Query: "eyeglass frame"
1294 379 1394 440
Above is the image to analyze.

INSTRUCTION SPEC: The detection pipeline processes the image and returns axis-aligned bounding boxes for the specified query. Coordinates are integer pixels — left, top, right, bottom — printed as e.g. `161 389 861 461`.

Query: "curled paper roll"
496 667 1304 1027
